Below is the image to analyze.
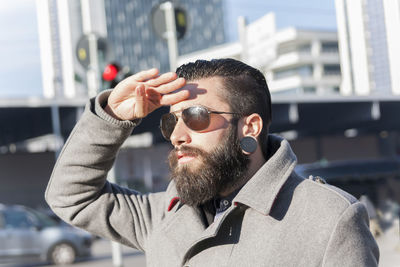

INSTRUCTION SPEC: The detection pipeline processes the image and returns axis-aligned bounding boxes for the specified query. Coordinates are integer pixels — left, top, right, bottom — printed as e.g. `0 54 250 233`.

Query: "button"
308 175 327 184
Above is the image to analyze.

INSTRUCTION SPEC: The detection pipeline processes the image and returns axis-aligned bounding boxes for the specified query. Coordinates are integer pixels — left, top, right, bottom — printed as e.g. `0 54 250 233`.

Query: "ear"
238 113 263 139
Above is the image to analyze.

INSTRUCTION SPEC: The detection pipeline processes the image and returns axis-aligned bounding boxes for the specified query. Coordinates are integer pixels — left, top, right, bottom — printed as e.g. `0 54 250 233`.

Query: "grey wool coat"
46 92 379 267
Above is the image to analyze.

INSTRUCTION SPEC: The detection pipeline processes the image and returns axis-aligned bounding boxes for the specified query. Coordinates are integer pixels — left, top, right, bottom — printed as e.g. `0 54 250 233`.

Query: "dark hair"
176 58 272 159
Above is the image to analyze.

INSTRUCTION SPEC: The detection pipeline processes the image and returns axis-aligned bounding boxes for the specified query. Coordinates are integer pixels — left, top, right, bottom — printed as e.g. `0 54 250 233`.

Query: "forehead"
170 76 230 112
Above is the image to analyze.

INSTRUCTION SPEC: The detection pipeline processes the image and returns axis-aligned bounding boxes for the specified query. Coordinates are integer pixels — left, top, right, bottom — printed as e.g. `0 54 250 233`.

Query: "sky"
224 0 337 41
0 0 337 98
0 0 43 98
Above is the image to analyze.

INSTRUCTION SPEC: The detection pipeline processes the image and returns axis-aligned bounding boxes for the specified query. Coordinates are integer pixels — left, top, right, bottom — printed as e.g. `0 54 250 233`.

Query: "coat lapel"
162 202 207 259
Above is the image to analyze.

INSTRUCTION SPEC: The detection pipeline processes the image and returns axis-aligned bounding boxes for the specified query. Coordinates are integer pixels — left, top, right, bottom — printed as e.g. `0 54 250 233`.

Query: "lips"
177 152 196 164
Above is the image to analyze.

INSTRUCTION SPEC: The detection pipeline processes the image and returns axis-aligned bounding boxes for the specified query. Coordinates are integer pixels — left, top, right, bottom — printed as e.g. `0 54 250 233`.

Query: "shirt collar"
214 186 241 213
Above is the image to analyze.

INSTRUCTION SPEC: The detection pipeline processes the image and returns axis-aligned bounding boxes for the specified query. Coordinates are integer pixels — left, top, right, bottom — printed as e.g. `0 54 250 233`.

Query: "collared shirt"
201 187 241 226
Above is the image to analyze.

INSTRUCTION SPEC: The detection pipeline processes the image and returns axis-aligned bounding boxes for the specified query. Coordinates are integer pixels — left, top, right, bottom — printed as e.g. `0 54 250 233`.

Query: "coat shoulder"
286 172 359 214
305 173 357 204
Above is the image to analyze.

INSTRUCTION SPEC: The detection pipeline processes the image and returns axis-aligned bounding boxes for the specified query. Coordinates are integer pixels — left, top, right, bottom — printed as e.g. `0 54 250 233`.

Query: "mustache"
172 145 207 156
168 145 207 168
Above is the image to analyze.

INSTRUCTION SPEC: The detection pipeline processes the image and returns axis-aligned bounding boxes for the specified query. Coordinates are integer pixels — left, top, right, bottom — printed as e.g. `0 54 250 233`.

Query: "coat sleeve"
45 90 166 251
322 202 380 267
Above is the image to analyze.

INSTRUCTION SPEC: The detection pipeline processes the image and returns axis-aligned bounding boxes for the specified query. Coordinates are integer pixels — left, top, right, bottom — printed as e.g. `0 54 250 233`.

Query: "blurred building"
36 0 226 99
264 28 340 96
335 0 400 95
36 0 107 99
178 13 341 95
103 0 226 73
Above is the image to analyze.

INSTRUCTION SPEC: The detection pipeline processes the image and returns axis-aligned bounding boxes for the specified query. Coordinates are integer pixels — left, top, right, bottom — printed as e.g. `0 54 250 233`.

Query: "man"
46 59 379 266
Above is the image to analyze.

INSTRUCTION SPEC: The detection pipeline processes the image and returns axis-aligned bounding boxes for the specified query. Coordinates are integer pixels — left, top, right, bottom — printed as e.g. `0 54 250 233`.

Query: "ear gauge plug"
240 136 258 154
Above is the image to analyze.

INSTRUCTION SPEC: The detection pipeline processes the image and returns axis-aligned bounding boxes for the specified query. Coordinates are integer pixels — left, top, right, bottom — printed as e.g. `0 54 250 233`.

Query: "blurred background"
0 0 399 266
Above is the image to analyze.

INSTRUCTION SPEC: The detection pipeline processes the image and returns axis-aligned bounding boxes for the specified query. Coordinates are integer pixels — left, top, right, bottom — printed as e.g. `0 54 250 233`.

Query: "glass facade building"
103 0 226 73
336 0 400 95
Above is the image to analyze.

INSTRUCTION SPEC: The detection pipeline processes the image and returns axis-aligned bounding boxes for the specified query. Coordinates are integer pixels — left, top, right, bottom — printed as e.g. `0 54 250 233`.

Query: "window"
0 214 5 229
321 42 339 53
274 65 313 80
3 209 34 229
298 44 311 53
27 209 58 228
303 87 316 94
271 88 299 96
323 64 341 76
278 43 311 55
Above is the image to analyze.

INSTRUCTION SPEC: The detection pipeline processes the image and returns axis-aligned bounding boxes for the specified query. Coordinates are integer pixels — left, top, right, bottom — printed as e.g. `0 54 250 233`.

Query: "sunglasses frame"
160 105 239 140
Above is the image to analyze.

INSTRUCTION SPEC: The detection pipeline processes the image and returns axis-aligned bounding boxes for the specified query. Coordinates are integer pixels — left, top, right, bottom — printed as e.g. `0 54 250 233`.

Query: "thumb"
134 84 148 118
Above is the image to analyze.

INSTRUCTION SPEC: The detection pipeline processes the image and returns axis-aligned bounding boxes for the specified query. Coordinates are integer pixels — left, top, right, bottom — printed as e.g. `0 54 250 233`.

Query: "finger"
131 68 159 81
114 69 159 95
156 77 186 94
145 88 161 99
145 72 177 87
134 84 147 118
160 90 190 106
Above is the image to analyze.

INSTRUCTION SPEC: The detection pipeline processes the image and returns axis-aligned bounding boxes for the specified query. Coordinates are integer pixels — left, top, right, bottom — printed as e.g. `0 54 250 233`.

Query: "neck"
219 148 266 197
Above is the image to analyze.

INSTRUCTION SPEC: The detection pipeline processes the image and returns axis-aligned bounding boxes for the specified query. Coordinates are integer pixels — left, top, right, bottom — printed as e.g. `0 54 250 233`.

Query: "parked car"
0 203 92 265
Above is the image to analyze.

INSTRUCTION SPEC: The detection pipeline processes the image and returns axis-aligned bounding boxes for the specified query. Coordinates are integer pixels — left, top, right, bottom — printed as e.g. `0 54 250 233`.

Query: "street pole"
50 100 62 159
80 1 123 266
105 165 124 267
81 0 99 98
143 156 153 191
160 1 179 71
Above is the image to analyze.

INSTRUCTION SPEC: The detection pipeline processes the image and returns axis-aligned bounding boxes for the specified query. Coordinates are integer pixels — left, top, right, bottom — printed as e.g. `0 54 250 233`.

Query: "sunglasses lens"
160 106 212 140
182 106 210 131
160 113 177 140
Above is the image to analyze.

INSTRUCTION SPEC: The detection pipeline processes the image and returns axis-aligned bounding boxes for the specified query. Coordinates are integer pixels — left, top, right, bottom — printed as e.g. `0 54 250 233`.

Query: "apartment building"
178 13 341 95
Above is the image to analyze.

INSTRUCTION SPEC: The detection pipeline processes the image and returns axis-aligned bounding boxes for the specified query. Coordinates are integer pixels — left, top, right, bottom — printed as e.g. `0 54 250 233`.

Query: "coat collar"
233 134 297 216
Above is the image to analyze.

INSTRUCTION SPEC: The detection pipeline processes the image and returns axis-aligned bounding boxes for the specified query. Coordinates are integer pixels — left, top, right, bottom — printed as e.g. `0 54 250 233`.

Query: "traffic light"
101 63 132 89
102 63 119 82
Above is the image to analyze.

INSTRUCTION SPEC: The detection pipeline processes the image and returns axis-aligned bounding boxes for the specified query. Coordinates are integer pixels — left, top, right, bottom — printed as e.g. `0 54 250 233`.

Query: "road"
64 239 146 267
0 239 145 267
1 223 399 267
50 239 146 267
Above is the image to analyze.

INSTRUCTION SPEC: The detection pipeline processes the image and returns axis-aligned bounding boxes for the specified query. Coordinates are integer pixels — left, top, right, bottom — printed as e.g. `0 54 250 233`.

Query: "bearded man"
46 59 379 266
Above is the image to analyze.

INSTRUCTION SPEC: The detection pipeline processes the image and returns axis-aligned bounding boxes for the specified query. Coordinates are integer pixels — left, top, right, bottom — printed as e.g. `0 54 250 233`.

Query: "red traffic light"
102 64 119 81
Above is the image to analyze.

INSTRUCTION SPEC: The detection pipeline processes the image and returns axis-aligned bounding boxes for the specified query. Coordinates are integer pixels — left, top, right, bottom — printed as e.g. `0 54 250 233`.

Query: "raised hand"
105 68 188 121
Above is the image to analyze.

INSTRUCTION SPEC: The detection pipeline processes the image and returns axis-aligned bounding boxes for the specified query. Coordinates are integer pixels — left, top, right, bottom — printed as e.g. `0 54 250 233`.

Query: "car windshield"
27 208 59 228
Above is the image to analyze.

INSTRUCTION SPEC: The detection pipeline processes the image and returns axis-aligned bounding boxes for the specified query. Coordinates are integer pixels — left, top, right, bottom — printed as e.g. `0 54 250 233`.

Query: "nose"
170 118 192 147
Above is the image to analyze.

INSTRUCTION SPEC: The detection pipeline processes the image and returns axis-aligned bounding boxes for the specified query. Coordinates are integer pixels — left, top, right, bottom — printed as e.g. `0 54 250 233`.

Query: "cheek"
190 130 227 153
191 116 232 148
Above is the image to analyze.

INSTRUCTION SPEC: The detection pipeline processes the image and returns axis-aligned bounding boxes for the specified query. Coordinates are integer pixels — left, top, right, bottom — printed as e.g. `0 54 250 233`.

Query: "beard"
168 125 250 206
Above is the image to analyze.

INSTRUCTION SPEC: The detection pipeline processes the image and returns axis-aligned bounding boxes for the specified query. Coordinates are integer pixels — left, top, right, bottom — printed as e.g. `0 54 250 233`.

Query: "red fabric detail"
168 197 180 211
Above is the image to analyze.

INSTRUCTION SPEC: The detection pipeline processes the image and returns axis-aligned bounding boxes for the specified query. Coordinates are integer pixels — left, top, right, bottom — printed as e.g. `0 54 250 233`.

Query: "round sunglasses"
160 105 239 140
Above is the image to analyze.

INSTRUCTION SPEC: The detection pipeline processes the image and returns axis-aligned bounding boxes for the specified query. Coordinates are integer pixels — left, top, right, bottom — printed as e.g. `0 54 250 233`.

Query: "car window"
28 209 58 228
0 212 5 229
3 209 34 229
